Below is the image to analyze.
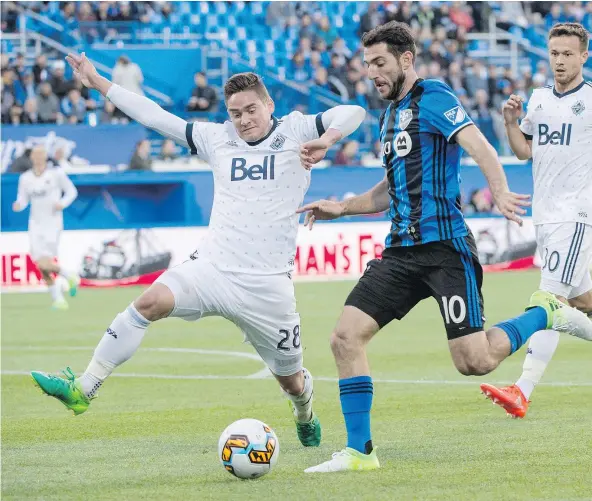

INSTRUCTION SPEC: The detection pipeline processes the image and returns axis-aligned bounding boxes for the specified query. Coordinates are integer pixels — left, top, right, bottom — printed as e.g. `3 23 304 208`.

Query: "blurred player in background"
299 21 592 473
12 144 79 309
30 53 366 448
481 23 592 418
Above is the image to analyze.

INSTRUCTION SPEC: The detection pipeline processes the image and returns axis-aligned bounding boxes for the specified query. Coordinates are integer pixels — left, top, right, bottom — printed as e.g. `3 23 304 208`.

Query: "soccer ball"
218 418 280 479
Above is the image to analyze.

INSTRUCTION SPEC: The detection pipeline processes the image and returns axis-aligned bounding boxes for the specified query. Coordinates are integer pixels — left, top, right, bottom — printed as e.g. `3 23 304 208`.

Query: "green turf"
2 270 591 500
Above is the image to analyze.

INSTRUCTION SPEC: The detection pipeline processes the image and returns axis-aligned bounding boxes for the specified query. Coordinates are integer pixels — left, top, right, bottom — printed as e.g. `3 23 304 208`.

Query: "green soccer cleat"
31 367 91 416
292 407 322 447
51 299 69 311
529 290 592 340
304 447 380 473
67 275 79 297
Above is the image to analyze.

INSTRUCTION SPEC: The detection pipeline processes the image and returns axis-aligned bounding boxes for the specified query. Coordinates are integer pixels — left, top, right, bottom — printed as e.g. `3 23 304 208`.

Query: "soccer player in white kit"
481 23 592 418
12 144 79 309
31 53 366 447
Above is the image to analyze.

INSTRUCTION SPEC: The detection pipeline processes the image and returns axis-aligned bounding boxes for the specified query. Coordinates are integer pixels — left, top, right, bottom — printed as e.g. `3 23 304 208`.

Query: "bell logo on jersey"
538 123 572 146
231 155 276 181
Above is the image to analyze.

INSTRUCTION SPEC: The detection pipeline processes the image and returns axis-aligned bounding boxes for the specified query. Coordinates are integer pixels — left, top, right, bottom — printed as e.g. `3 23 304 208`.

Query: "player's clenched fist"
502 94 524 124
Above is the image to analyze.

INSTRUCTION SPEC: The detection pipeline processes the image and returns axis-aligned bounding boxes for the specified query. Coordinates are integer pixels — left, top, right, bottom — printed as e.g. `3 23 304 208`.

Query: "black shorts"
345 235 485 339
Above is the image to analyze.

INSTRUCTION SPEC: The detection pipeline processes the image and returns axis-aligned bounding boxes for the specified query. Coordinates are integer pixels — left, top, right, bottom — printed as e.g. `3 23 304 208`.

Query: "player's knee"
453 355 497 376
134 285 174 321
330 327 358 358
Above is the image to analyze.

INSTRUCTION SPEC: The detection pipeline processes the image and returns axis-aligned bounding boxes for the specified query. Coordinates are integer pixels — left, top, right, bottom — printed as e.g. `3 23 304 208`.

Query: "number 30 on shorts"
277 325 301 351
441 295 467 324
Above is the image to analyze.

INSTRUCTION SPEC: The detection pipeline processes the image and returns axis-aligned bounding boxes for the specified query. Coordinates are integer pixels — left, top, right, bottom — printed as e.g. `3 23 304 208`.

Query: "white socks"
48 283 64 302
78 303 150 398
516 329 560 400
286 368 314 422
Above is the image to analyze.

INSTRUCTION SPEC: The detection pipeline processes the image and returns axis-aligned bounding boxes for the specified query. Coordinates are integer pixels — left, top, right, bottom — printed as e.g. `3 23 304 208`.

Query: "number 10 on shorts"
277 325 301 351
442 295 467 324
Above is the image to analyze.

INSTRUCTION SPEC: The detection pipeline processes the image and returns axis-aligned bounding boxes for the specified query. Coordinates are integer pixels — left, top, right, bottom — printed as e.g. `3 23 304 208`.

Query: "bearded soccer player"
300 22 591 473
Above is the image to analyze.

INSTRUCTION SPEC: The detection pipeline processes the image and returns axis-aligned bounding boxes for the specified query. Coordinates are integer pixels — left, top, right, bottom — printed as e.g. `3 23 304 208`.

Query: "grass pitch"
2 270 591 500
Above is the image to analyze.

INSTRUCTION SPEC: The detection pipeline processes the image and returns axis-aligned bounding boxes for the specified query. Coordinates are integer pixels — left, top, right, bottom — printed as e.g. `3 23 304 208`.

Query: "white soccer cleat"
304 447 380 473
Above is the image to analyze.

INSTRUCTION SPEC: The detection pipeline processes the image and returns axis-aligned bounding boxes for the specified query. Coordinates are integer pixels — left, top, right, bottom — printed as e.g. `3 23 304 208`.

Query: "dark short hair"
361 21 417 62
549 23 590 52
223 72 270 102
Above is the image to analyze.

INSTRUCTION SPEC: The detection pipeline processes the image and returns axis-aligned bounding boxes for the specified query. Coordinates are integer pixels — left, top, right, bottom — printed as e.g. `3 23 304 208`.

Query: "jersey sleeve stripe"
447 121 472 143
185 122 197 155
315 112 326 137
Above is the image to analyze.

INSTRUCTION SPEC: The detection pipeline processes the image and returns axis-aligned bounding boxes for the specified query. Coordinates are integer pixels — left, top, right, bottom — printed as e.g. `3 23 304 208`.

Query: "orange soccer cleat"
480 383 530 418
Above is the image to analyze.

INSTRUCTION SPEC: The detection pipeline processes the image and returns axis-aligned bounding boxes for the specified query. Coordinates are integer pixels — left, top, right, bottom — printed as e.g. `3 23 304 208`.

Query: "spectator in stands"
545 4 566 31
266 2 296 29
21 97 40 124
470 89 495 121
159 139 178 162
15 72 37 103
289 51 310 83
333 140 360 166
37 82 61 124
32 54 49 85
77 2 98 42
11 53 27 83
56 2 79 33
331 38 353 66
299 13 316 40
313 39 331 66
427 61 444 81
465 60 489 99
313 67 330 92
72 75 97 111
359 3 383 36
100 100 118 124
1 54 9 72
316 15 338 47
446 61 468 94
1 1 19 33
129 139 153 171
1 69 20 124
49 61 72 99
416 2 435 30
456 88 473 113
186 72 218 112
424 41 449 70
298 37 314 61
112 55 144 96
450 2 475 31
328 53 347 83
309 51 324 73
61 88 87 124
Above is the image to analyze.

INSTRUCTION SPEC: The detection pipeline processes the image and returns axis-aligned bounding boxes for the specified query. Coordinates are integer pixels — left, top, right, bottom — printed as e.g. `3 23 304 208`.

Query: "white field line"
3 345 592 387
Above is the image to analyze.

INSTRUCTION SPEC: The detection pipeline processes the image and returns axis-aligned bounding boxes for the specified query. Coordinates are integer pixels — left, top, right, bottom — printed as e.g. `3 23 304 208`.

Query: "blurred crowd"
2 1 590 169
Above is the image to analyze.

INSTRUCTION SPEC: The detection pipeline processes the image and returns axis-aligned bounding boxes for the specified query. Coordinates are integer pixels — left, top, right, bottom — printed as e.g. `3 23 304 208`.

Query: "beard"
385 72 407 101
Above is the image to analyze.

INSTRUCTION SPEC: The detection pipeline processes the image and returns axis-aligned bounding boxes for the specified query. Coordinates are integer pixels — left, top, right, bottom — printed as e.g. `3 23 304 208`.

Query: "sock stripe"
339 386 374 392
339 382 374 389
339 390 374 396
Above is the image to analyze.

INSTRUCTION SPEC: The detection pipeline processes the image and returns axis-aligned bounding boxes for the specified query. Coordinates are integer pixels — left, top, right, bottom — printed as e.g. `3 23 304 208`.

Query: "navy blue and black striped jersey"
379 78 474 247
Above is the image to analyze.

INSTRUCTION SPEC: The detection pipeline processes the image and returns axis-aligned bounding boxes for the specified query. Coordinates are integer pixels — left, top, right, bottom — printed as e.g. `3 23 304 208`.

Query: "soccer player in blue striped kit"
300 21 591 473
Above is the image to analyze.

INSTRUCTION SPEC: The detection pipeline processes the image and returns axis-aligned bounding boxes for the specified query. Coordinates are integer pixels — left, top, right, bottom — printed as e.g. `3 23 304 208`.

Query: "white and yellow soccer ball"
218 418 279 479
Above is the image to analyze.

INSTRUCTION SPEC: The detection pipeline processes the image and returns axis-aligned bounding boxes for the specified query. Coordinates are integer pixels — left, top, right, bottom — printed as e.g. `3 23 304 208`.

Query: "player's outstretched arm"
297 175 389 229
300 105 366 169
66 53 189 148
503 94 532 160
455 124 531 226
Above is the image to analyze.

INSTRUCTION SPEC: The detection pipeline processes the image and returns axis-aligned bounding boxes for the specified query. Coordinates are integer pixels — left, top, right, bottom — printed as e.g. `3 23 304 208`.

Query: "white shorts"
29 229 60 261
155 256 302 376
537 223 592 299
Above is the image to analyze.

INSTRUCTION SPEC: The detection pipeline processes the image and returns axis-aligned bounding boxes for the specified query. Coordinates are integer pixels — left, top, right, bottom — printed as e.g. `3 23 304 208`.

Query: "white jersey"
187 112 324 274
520 81 592 226
16 167 78 235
